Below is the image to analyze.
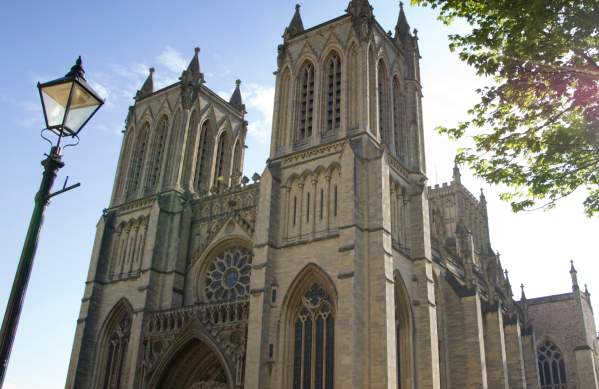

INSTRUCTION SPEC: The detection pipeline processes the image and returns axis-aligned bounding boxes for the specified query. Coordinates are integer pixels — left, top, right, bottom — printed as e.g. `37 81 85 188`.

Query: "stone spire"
453 158 462 184
520 283 527 302
395 1 411 41
480 188 487 205
187 47 202 75
135 67 154 101
570 260 579 291
229 79 245 113
284 4 304 40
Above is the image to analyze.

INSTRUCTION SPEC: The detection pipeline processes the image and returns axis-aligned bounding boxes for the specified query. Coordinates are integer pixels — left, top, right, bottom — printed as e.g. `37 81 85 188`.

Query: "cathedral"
65 1 599 388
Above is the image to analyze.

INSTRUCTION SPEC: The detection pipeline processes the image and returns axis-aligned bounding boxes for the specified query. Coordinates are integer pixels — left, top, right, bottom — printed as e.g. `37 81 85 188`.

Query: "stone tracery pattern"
205 247 252 302
292 283 335 389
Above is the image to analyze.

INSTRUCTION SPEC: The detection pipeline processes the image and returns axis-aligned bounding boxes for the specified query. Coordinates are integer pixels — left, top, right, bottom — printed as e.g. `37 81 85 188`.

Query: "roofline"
134 80 245 120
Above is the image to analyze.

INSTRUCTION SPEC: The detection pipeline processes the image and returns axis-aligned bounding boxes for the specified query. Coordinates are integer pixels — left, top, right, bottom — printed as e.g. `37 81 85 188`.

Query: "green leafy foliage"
413 0 599 216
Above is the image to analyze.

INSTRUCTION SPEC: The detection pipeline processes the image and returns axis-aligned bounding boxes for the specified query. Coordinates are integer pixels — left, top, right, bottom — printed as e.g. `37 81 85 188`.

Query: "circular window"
205 247 252 302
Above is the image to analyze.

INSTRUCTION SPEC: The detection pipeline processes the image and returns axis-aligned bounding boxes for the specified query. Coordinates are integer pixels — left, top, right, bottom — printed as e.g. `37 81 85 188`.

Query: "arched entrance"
152 338 233 389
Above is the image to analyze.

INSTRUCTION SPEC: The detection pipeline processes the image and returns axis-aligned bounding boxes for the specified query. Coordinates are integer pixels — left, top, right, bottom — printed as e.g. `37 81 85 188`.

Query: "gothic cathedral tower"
245 1 437 388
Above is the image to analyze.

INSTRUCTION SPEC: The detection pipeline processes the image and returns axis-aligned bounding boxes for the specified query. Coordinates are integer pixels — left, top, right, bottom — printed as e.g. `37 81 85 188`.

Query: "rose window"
205 247 252 302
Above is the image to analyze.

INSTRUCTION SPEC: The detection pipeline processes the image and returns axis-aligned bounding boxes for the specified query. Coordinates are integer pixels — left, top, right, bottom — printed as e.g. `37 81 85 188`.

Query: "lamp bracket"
47 176 81 200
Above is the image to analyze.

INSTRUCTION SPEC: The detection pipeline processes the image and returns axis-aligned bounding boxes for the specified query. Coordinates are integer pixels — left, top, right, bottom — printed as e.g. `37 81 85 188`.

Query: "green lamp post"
0 57 104 386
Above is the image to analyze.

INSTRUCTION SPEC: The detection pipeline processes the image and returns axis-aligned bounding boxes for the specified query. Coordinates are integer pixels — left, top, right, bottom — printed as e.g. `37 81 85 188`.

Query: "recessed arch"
92 298 134 389
394 270 414 389
190 235 254 304
322 49 342 133
281 263 338 389
537 338 567 388
147 326 235 389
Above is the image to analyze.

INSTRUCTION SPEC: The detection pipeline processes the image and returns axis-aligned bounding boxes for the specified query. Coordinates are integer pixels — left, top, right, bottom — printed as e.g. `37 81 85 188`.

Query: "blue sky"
0 1 596 388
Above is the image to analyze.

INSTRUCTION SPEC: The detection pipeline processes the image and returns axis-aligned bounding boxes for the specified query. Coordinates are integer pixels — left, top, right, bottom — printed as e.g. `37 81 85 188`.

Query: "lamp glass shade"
40 81 73 129
63 81 103 134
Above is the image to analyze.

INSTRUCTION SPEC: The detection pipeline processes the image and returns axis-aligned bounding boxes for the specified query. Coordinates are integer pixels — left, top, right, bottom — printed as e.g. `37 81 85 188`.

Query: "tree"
412 0 599 216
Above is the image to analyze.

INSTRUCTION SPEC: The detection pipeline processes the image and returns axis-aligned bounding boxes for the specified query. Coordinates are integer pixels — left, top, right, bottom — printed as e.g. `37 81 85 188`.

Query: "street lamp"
0 57 104 386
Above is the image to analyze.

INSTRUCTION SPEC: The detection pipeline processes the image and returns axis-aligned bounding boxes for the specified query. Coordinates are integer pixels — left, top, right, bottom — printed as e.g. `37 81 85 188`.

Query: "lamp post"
0 57 104 386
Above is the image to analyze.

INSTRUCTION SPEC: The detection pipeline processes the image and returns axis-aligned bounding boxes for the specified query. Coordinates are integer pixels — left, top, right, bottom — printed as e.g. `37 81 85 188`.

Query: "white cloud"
157 46 187 74
243 83 275 143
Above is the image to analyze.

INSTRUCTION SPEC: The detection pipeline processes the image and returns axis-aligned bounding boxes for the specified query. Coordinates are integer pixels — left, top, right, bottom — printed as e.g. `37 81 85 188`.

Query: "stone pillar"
446 286 488 389
521 330 541 389
484 306 509 389
504 319 527 389
412 259 441 389
574 346 599 389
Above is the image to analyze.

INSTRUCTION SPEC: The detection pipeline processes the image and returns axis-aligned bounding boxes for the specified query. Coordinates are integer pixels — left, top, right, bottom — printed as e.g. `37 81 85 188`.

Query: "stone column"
445 287 488 389
484 305 509 389
574 346 599 389
504 319 527 389
521 330 541 389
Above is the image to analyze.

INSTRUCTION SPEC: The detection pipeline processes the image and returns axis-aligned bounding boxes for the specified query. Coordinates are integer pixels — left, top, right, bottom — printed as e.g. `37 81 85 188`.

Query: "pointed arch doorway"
150 337 234 389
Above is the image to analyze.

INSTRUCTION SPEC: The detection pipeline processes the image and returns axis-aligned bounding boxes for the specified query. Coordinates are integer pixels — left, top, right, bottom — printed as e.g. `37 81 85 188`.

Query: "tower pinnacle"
453 158 462 184
229 79 245 113
285 4 304 40
135 67 154 101
570 260 579 291
395 1 411 41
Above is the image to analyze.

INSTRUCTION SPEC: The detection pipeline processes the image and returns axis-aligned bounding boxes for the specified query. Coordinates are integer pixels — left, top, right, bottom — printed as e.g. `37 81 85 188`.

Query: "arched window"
325 53 341 132
377 60 390 145
297 63 315 141
163 110 182 188
347 44 359 129
392 77 405 160
96 303 132 389
292 283 334 389
538 340 567 389
395 273 413 389
126 122 150 198
145 116 169 194
214 132 229 187
195 121 214 193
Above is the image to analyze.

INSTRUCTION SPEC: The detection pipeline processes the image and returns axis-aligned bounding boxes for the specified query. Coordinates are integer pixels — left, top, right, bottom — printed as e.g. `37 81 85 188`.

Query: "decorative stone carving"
205 247 252 302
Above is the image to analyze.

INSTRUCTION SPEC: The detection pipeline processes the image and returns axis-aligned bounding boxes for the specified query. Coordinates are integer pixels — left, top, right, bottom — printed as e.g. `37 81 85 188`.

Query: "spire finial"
395 0 411 41
183 46 202 76
584 284 590 296
520 283 527 301
135 66 155 101
229 78 245 112
570 260 579 291
453 158 462 184
285 3 305 39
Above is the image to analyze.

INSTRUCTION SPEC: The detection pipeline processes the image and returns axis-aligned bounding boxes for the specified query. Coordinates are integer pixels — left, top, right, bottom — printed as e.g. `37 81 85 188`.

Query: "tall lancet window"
297 63 315 141
392 77 404 160
325 53 342 132
100 309 132 389
214 132 229 186
195 121 213 193
395 273 413 389
144 116 169 194
377 60 390 145
126 122 150 198
292 283 334 389
538 340 567 389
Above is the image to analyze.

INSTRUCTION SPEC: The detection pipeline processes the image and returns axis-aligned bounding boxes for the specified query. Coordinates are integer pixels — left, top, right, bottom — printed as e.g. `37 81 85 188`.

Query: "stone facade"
65 1 599 388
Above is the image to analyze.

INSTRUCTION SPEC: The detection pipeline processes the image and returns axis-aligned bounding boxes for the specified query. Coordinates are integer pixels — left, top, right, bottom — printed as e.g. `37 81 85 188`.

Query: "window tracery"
325 53 341 132
538 341 567 389
145 116 169 194
214 132 229 187
101 313 131 389
292 283 334 389
205 247 252 302
298 63 315 141
196 121 214 193
125 122 150 198
377 60 390 145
